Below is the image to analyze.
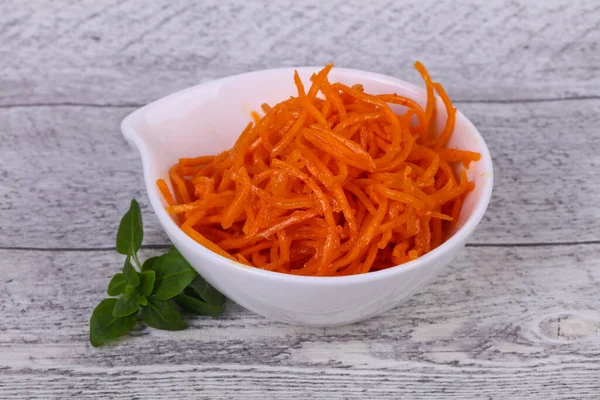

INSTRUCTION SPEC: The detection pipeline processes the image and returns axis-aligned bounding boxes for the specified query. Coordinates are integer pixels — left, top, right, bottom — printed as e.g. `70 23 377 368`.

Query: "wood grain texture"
1 100 599 248
1 0 599 106
1 245 599 399
2 1 600 398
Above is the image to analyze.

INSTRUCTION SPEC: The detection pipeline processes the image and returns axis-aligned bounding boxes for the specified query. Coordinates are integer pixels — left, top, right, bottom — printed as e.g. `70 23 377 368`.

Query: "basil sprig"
89 199 226 347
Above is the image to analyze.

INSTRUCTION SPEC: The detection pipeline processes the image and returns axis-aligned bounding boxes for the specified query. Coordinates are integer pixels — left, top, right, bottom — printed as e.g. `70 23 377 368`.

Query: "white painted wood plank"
1 362 599 399
1 100 599 248
2 1 600 398
1 0 599 106
0 245 599 398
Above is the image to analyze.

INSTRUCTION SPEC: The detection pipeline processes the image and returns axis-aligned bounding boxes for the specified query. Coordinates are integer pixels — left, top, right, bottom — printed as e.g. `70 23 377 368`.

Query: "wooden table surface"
1 1 599 398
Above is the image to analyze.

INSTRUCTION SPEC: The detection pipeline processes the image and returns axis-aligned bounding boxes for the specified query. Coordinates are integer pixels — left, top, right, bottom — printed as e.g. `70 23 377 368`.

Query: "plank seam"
0 241 598 252
0 95 599 109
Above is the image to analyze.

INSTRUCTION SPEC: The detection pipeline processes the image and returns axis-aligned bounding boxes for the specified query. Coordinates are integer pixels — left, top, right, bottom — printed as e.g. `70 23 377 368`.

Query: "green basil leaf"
90 298 137 347
112 286 140 318
123 257 140 287
187 276 226 306
139 270 156 296
138 295 147 306
175 293 224 316
151 247 197 300
107 273 126 296
141 297 185 331
116 199 143 256
142 256 159 272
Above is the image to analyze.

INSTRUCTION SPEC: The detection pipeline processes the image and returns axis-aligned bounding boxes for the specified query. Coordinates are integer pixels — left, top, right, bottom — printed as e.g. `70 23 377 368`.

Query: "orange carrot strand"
157 61 479 276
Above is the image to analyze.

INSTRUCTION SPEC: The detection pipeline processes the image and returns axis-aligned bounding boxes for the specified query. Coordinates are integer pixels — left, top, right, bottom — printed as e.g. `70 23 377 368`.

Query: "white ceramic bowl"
121 67 493 326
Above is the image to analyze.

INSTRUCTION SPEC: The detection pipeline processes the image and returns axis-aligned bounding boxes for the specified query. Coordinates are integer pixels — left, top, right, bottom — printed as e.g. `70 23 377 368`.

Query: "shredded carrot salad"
157 62 480 276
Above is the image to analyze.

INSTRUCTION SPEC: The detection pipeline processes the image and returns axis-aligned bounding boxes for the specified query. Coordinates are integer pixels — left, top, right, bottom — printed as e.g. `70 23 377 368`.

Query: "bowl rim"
121 66 494 285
